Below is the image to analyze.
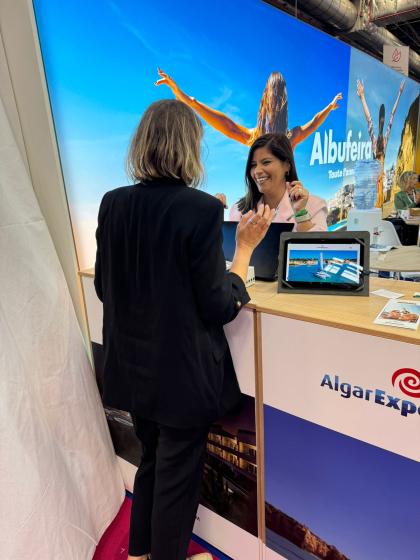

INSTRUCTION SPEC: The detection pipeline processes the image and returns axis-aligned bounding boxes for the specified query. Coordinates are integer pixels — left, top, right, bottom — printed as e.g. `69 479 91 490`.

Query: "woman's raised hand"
229 205 275 282
356 79 364 99
155 68 177 91
287 181 309 212
330 92 343 110
214 193 228 209
236 205 275 251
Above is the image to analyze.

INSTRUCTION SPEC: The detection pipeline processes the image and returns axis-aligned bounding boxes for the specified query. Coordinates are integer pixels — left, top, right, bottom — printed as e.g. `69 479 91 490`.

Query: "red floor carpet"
93 497 219 559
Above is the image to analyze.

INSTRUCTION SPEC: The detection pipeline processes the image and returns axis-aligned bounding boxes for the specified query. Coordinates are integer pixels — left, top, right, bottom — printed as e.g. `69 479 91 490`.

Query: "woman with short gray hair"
395 171 419 210
95 99 274 560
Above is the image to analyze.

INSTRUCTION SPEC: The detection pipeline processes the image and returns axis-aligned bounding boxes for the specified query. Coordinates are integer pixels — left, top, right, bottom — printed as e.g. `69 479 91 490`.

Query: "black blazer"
94 178 250 428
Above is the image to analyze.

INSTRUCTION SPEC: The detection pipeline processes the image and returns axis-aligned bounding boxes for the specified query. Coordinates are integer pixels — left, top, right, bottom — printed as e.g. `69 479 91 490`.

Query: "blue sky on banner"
33 0 350 212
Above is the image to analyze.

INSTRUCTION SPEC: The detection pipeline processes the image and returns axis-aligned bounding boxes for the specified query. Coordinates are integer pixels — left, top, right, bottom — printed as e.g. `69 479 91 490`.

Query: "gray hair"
398 170 417 190
127 99 204 187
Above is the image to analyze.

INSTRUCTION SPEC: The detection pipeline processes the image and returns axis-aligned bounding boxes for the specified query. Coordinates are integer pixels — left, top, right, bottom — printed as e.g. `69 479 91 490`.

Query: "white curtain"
0 78 124 559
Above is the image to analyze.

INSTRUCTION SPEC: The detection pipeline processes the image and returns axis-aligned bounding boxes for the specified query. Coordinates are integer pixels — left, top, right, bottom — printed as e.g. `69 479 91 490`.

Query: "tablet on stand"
277 231 370 296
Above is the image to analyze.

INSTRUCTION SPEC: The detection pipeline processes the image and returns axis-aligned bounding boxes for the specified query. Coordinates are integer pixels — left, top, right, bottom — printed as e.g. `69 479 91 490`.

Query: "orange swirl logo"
392 368 420 399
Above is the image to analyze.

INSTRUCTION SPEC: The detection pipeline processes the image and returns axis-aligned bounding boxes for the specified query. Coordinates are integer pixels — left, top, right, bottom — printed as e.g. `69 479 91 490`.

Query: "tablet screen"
278 232 369 295
285 241 362 287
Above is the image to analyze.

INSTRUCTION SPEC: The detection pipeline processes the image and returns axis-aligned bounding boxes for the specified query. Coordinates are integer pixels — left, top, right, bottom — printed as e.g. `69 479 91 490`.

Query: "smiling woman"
229 133 328 232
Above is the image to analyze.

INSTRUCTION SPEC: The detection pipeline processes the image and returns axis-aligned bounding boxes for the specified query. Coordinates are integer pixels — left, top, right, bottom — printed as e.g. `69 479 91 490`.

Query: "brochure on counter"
374 300 420 331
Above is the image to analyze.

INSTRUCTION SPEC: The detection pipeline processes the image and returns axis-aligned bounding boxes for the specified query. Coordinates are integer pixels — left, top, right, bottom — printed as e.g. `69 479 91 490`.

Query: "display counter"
250 278 419 560
246 276 419 344
80 269 419 560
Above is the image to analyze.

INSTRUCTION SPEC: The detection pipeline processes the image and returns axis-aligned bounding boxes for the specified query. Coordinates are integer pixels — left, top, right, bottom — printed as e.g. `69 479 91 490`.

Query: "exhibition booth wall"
2 1 419 559
0 0 89 341
31 1 420 558
32 0 420 269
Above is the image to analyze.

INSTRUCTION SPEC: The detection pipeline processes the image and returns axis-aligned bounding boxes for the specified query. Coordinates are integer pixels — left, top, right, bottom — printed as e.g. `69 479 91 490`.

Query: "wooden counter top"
246 281 280 307
79 268 419 345
248 278 420 345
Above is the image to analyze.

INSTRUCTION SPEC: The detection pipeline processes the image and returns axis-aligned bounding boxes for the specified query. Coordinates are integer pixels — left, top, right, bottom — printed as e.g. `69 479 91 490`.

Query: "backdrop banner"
32 0 419 268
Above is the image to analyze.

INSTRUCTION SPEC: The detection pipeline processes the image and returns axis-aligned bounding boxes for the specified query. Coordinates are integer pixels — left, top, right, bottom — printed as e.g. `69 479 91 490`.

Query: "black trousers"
129 417 209 559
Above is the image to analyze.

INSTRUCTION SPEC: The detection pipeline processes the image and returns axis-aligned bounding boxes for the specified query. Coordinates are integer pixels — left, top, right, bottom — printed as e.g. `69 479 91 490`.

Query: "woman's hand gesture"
287 181 309 212
214 193 228 209
356 79 364 99
330 92 342 110
236 205 275 251
155 68 177 92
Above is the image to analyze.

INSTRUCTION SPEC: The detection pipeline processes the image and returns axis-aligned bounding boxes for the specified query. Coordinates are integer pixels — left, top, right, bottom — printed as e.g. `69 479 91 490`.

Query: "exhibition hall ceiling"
388 21 419 54
266 0 420 81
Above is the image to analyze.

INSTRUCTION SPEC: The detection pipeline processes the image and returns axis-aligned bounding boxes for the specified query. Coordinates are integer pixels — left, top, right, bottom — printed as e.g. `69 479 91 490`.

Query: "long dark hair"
250 72 289 144
238 133 298 213
376 103 385 158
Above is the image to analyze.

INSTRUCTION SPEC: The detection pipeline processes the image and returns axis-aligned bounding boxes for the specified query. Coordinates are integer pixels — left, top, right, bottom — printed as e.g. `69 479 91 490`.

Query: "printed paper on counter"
374 300 420 330
371 289 404 299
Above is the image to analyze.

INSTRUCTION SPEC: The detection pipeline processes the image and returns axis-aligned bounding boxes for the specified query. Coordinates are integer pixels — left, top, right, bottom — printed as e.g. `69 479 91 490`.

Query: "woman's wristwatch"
294 209 312 223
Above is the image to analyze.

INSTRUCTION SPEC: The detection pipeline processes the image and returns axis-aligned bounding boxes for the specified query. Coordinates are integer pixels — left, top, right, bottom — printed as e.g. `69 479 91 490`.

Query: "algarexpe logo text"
321 372 420 418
